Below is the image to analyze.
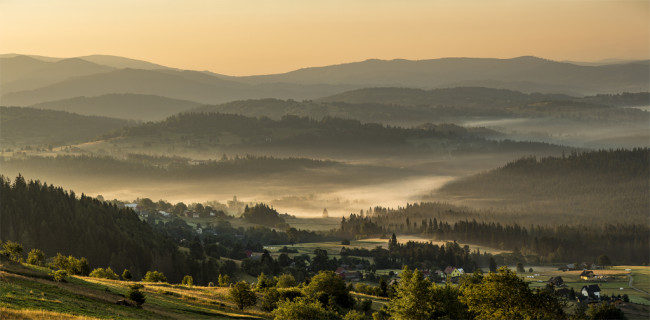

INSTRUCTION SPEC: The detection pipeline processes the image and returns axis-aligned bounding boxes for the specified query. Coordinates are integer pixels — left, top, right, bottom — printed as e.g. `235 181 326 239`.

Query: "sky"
1 0 648 76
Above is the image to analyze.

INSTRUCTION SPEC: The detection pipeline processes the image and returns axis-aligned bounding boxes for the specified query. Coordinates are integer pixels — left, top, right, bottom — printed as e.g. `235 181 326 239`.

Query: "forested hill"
192 90 649 126
0 107 132 148
102 112 561 157
0 175 203 283
436 148 649 223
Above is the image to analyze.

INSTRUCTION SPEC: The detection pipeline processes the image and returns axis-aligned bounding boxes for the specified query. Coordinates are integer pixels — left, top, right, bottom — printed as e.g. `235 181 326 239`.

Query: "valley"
1 51 648 319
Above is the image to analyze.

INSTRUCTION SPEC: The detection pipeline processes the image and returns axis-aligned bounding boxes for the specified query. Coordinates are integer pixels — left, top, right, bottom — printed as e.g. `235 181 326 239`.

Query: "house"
581 284 601 299
580 270 595 280
444 266 455 275
335 267 359 281
158 210 171 217
548 276 565 287
124 203 139 212
192 212 200 219
451 268 465 278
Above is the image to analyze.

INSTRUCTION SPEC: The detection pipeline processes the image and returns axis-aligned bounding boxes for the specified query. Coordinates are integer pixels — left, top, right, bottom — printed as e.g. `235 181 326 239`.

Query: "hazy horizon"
2 0 648 76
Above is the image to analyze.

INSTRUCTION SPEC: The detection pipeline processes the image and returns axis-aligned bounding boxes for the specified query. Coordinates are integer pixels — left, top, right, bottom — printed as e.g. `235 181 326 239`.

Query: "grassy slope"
0 258 265 319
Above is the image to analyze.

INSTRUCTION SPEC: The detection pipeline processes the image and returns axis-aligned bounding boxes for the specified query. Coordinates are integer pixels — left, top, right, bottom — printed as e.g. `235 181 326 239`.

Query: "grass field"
0 258 264 319
266 235 511 263
522 265 650 306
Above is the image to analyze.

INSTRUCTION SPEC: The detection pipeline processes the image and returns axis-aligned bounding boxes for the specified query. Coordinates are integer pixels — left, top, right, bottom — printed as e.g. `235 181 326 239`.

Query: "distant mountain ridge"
236 56 650 95
1 54 647 109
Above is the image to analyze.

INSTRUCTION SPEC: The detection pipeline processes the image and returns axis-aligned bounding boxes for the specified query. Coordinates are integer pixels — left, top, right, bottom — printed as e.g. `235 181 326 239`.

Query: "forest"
436 148 649 223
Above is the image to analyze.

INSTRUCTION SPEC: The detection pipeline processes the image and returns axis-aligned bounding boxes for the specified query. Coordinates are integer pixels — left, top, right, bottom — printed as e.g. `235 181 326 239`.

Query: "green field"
0 259 264 319
522 265 650 306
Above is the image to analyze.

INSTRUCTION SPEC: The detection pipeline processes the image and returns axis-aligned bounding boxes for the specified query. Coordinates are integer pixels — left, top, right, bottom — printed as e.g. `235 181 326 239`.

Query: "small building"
451 268 464 278
580 270 595 280
548 276 565 287
192 212 200 219
444 266 455 275
158 210 171 217
581 284 601 299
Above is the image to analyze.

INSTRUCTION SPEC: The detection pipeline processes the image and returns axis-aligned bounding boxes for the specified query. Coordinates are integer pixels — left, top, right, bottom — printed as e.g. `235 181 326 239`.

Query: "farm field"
265 234 511 260
522 265 650 306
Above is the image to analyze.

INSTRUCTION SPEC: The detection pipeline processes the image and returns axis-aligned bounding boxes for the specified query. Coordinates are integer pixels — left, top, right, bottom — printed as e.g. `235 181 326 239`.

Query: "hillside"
318 87 650 120
29 94 202 121
0 107 132 148
435 148 650 222
0 175 226 284
87 113 566 163
0 257 261 319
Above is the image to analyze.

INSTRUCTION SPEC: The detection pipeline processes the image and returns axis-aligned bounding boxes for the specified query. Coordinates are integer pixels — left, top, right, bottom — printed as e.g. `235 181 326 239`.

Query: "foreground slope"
0 257 261 319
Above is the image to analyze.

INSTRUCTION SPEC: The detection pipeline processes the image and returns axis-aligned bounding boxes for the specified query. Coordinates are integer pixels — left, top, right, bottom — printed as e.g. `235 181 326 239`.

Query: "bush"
587 302 625 319
218 274 231 287
304 271 354 309
122 269 132 281
1 241 23 262
276 273 297 288
182 275 194 287
344 310 366 320
272 297 340 320
230 281 257 310
143 270 167 283
26 249 45 266
51 270 67 282
341 239 351 245
128 288 146 306
50 253 89 275
262 287 305 312
262 288 281 311
89 267 119 280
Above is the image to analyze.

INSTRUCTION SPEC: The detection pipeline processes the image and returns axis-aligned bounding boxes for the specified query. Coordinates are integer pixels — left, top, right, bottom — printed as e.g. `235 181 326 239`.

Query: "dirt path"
628 274 650 295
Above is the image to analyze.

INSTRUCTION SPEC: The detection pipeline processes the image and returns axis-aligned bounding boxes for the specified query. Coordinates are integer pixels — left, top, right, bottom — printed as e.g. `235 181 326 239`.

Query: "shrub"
51 270 67 282
143 270 167 283
122 269 132 281
26 249 45 266
344 310 366 320
182 275 194 287
1 241 23 262
128 288 146 306
276 273 297 288
230 281 257 310
272 297 340 320
218 274 231 287
89 267 119 280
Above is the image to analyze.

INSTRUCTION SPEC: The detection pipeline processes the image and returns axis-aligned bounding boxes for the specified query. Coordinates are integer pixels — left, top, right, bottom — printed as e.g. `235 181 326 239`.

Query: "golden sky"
1 0 648 76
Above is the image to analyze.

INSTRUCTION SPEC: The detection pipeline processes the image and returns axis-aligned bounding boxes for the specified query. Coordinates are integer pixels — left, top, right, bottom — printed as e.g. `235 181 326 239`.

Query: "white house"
581 285 601 298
